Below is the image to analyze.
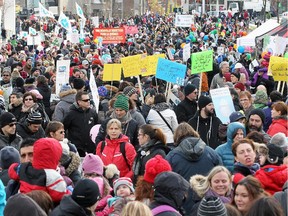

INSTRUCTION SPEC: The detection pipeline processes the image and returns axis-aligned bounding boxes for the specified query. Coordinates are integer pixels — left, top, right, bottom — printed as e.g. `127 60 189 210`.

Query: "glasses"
82 99 90 102
2 74 10 77
9 123 16 127
59 130 65 134
25 98 33 101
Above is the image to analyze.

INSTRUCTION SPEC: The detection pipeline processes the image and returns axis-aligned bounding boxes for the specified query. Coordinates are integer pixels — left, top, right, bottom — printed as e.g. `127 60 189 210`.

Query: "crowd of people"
0 10 287 216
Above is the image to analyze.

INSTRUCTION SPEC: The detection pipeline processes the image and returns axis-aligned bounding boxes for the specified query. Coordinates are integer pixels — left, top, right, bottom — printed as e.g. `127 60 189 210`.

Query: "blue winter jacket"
215 122 246 173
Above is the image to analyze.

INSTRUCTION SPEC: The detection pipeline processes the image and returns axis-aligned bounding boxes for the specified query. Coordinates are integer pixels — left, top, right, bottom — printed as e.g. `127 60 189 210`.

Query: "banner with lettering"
123 25 139 34
93 28 126 44
268 56 288 81
191 50 213 74
175 15 194 27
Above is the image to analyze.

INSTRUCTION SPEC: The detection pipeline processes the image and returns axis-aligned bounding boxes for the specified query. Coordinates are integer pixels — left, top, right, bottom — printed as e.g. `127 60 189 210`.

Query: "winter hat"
82 60 89 65
144 155 172 184
25 77 35 84
266 144 284 166
15 77 25 87
254 90 268 105
30 89 43 100
184 84 197 96
73 78 85 90
91 177 105 197
27 112 43 124
197 196 227 216
248 108 265 124
98 86 108 97
72 179 101 207
59 138 70 163
60 83 72 92
198 95 212 110
2 67 11 73
0 146 20 169
234 82 245 91
114 94 129 111
0 112 17 128
230 71 240 80
123 86 137 97
229 111 246 123
113 177 135 195
270 132 288 153
234 63 243 69
82 153 104 176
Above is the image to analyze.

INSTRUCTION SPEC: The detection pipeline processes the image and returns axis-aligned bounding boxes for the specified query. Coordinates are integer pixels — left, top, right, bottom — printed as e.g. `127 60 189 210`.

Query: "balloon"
246 53 251 60
200 32 205 37
203 35 209 41
221 32 225 37
218 23 222 28
80 38 84 43
284 52 288 58
242 31 247 36
226 31 230 35
181 43 186 48
240 21 244 27
222 30 226 33
90 124 101 143
213 29 218 35
238 46 245 53
233 44 237 50
261 51 268 58
94 38 98 44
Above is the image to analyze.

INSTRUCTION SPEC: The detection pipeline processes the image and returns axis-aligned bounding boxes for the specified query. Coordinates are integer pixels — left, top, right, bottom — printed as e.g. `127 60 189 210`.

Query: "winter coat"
267 116 288 137
0 132 22 150
37 83 51 117
215 122 246 173
130 109 146 127
133 140 170 182
255 165 288 195
8 138 68 202
166 137 222 215
52 89 77 122
188 111 222 149
16 121 45 140
8 102 22 120
233 162 260 185
50 195 93 216
96 135 136 178
150 172 190 216
263 105 272 132
210 73 225 90
147 103 178 143
273 181 288 216
63 103 98 156
174 97 197 123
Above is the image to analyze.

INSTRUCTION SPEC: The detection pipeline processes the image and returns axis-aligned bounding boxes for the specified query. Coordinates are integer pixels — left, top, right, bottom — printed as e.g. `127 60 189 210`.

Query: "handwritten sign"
183 44 190 62
175 15 194 27
93 28 126 44
103 64 122 81
268 56 288 81
142 54 165 76
123 25 139 35
121 54 142 77
156 58 186 85
191 50 213 74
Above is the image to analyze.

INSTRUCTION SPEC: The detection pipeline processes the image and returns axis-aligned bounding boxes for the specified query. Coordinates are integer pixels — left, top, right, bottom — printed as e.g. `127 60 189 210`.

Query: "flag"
76 3 85 20
89 69 99 113
58 12 72 32
29 27 37 35
39 2 54 18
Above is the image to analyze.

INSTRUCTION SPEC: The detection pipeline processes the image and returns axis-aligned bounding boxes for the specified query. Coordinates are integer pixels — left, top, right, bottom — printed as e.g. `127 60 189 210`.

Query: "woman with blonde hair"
121 201 152 216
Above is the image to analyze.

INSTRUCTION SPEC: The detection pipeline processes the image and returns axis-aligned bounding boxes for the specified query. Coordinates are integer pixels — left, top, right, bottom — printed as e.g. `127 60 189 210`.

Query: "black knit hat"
230 71 240 80
0 112 17 128
197 196 227 216
27 112 42 124
0 146 20 169
248 108 265 124
15 77 25 87
184 84 197 96
72 179 100 207
266 144 284 166
198 96 213 110
114 94 129 111
73 78 85 90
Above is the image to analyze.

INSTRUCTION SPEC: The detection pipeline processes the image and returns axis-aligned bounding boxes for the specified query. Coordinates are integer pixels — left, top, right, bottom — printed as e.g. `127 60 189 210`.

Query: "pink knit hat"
91 177 104 197
82 154 104 175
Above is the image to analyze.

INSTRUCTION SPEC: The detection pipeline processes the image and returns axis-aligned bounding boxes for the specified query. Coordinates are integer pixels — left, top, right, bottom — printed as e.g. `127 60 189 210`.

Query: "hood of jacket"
176 136 206 161
32 138 62 170
227 122 246 145
60 89 77 100
154 171 190 209
105 134 130 146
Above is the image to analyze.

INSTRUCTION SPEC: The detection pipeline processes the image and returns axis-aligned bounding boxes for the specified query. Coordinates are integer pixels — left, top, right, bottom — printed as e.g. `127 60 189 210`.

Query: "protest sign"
123 25 139 34
217 47 225 55
93 28 125 44
142 54 165 76
268 56 288 81
103 64 122 81
210 87 235 123
156 58 186 85
55 60 70 96
183 43 190 62
175 15 194 27
67 32 80 44
121 54 142 77
19 31 28 39
27 35 41 46
89 69 99 113
51 37 63 47
191 50 213 74
91 17 99 27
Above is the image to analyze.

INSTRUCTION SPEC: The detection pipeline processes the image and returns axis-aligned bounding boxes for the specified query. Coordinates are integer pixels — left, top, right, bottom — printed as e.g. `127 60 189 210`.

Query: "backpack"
100 141 131 170
151 205 182 216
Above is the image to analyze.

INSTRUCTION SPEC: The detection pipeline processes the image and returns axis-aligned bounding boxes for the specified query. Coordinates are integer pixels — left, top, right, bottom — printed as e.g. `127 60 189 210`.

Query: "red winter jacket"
96 135 136 179
267 117 288 137
255 164 288 195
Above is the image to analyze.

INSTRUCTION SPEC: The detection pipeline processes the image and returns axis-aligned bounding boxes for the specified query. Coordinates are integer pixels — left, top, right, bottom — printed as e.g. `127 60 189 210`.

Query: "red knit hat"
144 155 172 184
234 82 245 92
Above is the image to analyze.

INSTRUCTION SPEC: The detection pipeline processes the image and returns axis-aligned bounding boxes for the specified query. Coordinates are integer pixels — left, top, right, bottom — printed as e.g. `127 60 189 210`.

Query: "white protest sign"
89 69 99 113
183 43 191 62
55 60 70 96
91 16 99 27
175 15 194 27
67 33 79 44
27 35 42 46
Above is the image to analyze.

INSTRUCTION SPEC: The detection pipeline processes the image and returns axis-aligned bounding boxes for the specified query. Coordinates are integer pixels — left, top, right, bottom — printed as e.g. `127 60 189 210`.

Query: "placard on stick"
268 56 288 81
191 50 213 74
103 64 122 81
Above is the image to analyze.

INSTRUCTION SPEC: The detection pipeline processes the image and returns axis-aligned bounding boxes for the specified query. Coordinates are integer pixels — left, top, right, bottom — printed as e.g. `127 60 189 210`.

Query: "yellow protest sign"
103 64 122 81
142 54 166 76
121 54 142 77
268 56 288 81
139 54 148 74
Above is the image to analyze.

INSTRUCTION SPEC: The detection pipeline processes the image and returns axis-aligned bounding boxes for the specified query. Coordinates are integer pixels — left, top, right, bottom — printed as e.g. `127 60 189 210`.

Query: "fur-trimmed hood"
190 174 206 198
59 89 77 99
65 152 81 176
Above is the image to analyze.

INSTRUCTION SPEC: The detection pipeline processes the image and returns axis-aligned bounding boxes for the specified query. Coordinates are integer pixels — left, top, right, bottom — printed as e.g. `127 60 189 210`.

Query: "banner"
39 2 54 18
121 54 143 77
123 25 139 34
268 56 288 81
103 64 122 81
58 12 72 32
142 54 165 76
29 27 37 36
93 28 126 44
175 15 194 27
89 69 99 113
183 44 190 62
191 50 213 74
55 60 70 96
76 2 85 20
210 87 235 123
156 58 186 85
19 31 28 39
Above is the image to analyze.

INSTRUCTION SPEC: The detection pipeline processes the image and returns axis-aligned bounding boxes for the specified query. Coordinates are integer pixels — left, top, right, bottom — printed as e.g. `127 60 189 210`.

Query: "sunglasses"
25 98 33 101
2 74 10 77
59 131 65 134
82 99 90 102
9 123 16 127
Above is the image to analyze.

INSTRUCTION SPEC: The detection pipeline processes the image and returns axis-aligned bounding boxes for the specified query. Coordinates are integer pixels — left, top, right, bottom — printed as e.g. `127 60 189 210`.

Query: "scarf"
21 103 38 113
110 110 132 124
205 188 232 204
234 162 260 175
152 102 170 112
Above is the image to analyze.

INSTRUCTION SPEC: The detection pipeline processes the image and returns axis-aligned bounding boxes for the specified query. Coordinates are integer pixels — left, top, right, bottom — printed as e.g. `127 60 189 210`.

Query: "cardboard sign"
103 64 122 81
268 56 288 81
191 50 213 74
156 58 186 85
121 54 143 77
175 15 194 27
123 25 139 34
93 28 126 44
55 60 70 96
183 44 190 62
142 54 165 76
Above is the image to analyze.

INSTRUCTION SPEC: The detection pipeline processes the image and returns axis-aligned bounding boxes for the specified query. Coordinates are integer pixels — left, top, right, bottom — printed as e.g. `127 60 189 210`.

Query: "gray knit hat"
27 112 42 124
197 196 227 216
123 86 137 97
